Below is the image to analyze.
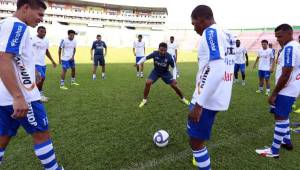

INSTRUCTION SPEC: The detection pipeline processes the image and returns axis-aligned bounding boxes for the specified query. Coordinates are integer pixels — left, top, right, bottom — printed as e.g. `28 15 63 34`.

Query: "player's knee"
0 135 10 148
32 131 50 145
189 138 205 150
146 80 152 86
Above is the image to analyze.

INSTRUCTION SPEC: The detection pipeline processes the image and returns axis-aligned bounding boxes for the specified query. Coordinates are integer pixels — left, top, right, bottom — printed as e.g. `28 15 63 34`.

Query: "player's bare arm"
46 49 56 68
58 47 62 64
0 52 28 119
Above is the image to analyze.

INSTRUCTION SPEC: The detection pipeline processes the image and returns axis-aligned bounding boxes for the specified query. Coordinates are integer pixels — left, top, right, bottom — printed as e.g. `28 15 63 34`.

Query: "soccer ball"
153 130 169 147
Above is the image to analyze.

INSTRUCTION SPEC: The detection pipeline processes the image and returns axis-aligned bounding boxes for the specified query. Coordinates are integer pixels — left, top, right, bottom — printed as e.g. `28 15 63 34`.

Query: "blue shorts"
35 65 46 79
62 59 75 70
0 101 49 137
136 56 144 64
94 55 105 66
258 70 271 80
234 64 246 73
270 95 296 118
148 70 174 84
187 103 218 140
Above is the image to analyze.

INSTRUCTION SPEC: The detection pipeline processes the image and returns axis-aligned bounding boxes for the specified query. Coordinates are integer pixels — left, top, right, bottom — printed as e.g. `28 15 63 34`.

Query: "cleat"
136 72 140 77
40 96 49 102
255 147 279 158
140 74 144 78
192 157 197 166
256 90 263 93
281 143 293 151
60 86 68 90
265 92 270 96
182 98 190 105
102 76 106 80
71 82 80 86
294 109 300 114
242 81 246 86
139 99 147 108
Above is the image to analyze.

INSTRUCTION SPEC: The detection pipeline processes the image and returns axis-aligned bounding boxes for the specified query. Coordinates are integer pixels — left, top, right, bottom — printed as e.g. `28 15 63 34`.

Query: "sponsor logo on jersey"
14 55 35 91
10 25 23 47
27 102 37 126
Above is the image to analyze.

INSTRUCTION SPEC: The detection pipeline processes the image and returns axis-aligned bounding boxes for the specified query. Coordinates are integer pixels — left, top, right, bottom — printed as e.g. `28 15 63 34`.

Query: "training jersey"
133 40 145 56
32 35 49 66
276 40 300 98
144 51 175 73
257 48 274 71
191 24 234 111
167 42 178 56
0 17 41 106
59 38 76 61
234 46 247 64
92 40 106 56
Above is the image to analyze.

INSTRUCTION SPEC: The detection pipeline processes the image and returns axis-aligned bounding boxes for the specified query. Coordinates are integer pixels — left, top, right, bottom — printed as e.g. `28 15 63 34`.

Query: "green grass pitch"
1 47 300 170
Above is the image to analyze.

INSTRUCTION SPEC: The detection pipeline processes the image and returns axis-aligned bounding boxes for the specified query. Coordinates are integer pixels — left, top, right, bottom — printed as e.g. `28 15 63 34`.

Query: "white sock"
71 77 75 83
93 74 96 79
102 73 105 77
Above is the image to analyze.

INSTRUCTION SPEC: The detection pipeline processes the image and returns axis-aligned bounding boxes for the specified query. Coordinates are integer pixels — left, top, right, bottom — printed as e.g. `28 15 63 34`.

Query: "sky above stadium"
98 0 298 29
166 0 299 29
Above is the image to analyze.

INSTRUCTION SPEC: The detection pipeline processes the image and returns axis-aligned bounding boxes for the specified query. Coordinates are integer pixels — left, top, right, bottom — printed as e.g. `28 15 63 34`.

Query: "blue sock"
0 148 5 165
193 147 211 170
271 120 289 154
34 139 62 170
283 119 292 145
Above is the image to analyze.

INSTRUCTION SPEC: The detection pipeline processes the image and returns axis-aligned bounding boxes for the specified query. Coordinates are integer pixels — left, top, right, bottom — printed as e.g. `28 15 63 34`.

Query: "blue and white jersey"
59 38 76 61
0 17 40 106
146 51 175 73
32 35 49 66
235 46 247 64
192 24 234 111
92 40 106 56
257 48 274 71
276 40 300 98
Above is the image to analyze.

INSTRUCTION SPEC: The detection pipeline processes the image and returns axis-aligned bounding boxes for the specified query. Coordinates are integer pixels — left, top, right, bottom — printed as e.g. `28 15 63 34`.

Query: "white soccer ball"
153 130 169 147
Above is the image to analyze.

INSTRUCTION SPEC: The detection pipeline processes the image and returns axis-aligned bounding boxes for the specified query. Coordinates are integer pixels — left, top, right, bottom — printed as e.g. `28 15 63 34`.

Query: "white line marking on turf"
122 126 270 170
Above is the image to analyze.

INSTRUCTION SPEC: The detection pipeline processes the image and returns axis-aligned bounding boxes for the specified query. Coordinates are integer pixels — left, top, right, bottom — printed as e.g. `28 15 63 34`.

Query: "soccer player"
187 5 235 170
252 40 275 96
234 39 249 85
167 36 179 77
91 34 107 80
58 29 79 89
32 26 57 102
136 42 189 108
133 34 145 78
255 24 300 158
269 43 276 58
0 0 63 169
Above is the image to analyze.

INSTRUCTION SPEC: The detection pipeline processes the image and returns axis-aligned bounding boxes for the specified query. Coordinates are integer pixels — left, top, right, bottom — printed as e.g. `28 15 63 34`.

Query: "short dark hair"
17 0 47 10
138 34 142 38
170 36 174 39
159 42 167 48
191 5 214 20
97 34 101 37
275 24 293 32
261 39 268 44
68 30 76 35
37 26 45 31
236 39 240 42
